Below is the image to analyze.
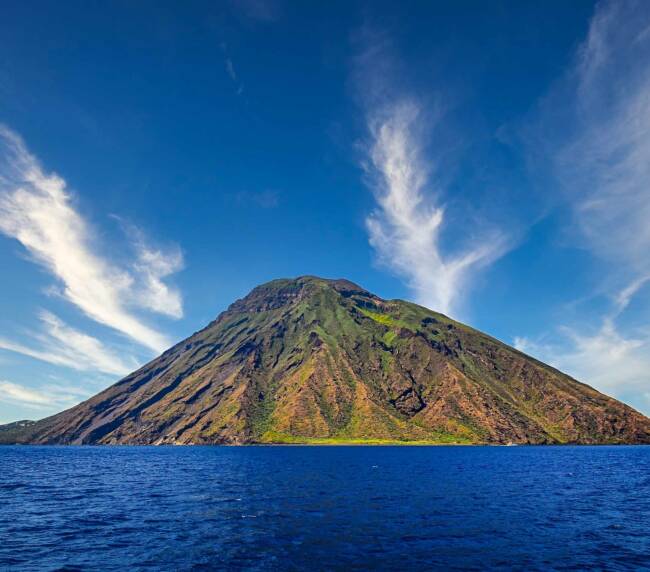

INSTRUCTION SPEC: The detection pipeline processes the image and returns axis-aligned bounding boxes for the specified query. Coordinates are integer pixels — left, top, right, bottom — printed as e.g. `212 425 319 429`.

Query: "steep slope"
5 276 650 445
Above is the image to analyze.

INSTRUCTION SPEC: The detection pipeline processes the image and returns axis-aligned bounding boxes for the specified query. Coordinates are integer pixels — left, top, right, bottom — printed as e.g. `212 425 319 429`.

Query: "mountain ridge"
3 276 649 445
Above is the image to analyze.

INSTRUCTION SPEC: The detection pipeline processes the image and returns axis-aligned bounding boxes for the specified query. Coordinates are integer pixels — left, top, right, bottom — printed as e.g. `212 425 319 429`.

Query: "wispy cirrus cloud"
0 380 51 406
0 311 137 376
518 0 650 413
354 31 508 317
536 1 650 278
515 276 650 412
0 379 86 410
0 126 183 353
515 329 650 412
119 221 184 319
220 42 244 96
133 244 184 319
364 100 507 316
515 319 650 414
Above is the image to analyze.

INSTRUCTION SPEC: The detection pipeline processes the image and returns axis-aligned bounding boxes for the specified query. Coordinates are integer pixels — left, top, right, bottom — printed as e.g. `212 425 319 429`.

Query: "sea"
1 445 649 571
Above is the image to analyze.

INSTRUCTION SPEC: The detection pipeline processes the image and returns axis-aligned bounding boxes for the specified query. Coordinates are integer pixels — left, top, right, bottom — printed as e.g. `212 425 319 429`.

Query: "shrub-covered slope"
6 276 650 445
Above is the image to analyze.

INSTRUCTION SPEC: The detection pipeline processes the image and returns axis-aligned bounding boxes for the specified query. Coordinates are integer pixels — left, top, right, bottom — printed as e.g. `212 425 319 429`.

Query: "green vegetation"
382 330 397 346
358 307 413 331
259 431 472 445
6 275 649 446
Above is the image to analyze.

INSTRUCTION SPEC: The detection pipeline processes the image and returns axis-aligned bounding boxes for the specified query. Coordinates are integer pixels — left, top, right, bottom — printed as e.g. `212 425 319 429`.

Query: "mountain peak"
4 276 649 446
226 276 373 314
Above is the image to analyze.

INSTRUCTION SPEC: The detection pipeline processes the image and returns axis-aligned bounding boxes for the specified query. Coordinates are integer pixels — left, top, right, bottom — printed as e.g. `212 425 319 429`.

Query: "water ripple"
1 445 649 570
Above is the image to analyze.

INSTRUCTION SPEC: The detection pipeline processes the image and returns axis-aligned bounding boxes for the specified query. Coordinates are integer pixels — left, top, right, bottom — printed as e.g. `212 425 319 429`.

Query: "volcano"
4 276 649 445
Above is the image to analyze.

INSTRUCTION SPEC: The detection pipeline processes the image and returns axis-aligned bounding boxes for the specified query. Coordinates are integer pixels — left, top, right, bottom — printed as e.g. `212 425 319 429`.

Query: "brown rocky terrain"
3 276 650 445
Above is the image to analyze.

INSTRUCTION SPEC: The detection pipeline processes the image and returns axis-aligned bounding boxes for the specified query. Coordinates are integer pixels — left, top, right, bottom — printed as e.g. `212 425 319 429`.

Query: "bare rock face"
5 276 650 445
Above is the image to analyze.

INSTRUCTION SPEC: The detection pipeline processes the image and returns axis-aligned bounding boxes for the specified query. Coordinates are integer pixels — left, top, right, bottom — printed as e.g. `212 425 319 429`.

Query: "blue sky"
1 0 650 422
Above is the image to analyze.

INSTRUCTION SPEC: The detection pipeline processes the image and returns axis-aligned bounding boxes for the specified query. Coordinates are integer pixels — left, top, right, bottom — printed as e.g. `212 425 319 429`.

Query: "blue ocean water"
1 446 649 571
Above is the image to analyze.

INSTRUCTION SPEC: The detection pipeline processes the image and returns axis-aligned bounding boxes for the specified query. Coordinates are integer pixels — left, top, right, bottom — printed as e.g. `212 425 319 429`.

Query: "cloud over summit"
363 98 507 317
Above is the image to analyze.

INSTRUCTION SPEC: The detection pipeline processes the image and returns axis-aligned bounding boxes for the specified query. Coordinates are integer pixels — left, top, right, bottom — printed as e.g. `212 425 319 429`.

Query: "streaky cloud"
0 311 138 376
119 220 184 319
540 0 650 278
364 99 507 317
518 0 650 414
0 380 52 407
0 379 84 409
0 125 183 353
515 317 650 415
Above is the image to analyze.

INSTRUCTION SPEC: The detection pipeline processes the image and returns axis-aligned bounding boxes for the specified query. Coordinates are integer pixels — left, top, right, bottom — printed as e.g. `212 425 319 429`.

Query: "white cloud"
517 1 650 413
515 320 650 414
364 100 507 316
0 379 84 410
0 125 183 353
220 43 244 95
614 274 650 314
127 226 184 319
0 380 50 406
225 58 237 82
0 311 137 376
134 245 184 318
515 277 650 415
552 1 650 276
